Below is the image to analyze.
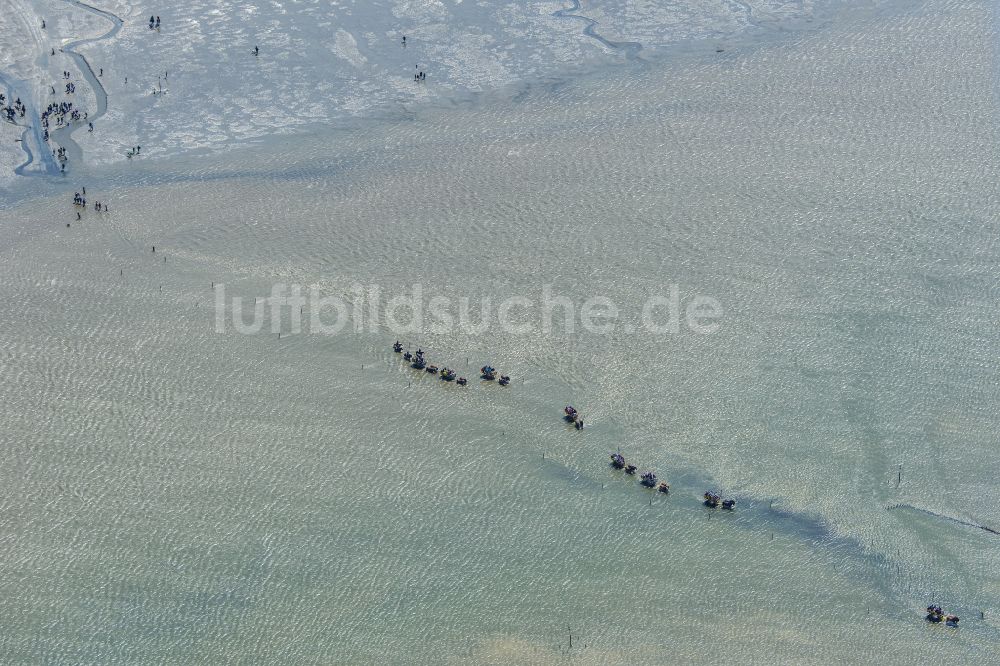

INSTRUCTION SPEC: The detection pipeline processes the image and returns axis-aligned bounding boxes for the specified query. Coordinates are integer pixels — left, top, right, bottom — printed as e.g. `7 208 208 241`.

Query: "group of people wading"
394 343 511 389
68 186 109 223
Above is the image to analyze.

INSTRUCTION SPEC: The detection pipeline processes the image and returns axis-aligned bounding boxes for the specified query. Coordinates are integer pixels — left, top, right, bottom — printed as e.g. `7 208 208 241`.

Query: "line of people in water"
395 345 968 632
609 451 741 507
393 342 510 387
609 453 671 495
394 353 968 631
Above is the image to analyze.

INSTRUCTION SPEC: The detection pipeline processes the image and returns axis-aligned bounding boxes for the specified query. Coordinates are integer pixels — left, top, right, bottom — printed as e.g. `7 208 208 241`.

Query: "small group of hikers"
71 188 109 218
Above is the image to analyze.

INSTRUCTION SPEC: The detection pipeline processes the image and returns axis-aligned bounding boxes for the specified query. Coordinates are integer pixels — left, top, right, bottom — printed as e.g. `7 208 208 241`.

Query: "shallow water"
1 0 999 663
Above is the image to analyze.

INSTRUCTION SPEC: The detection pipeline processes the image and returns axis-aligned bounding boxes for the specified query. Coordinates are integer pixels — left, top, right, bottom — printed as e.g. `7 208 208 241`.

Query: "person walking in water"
254 45 259 56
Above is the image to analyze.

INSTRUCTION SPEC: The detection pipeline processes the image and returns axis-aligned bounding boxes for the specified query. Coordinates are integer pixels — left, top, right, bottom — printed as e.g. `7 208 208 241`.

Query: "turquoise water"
1 0 999 662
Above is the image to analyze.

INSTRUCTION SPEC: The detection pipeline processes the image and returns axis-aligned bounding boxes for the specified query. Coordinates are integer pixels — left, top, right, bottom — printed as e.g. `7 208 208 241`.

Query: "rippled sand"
1 0 998 663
